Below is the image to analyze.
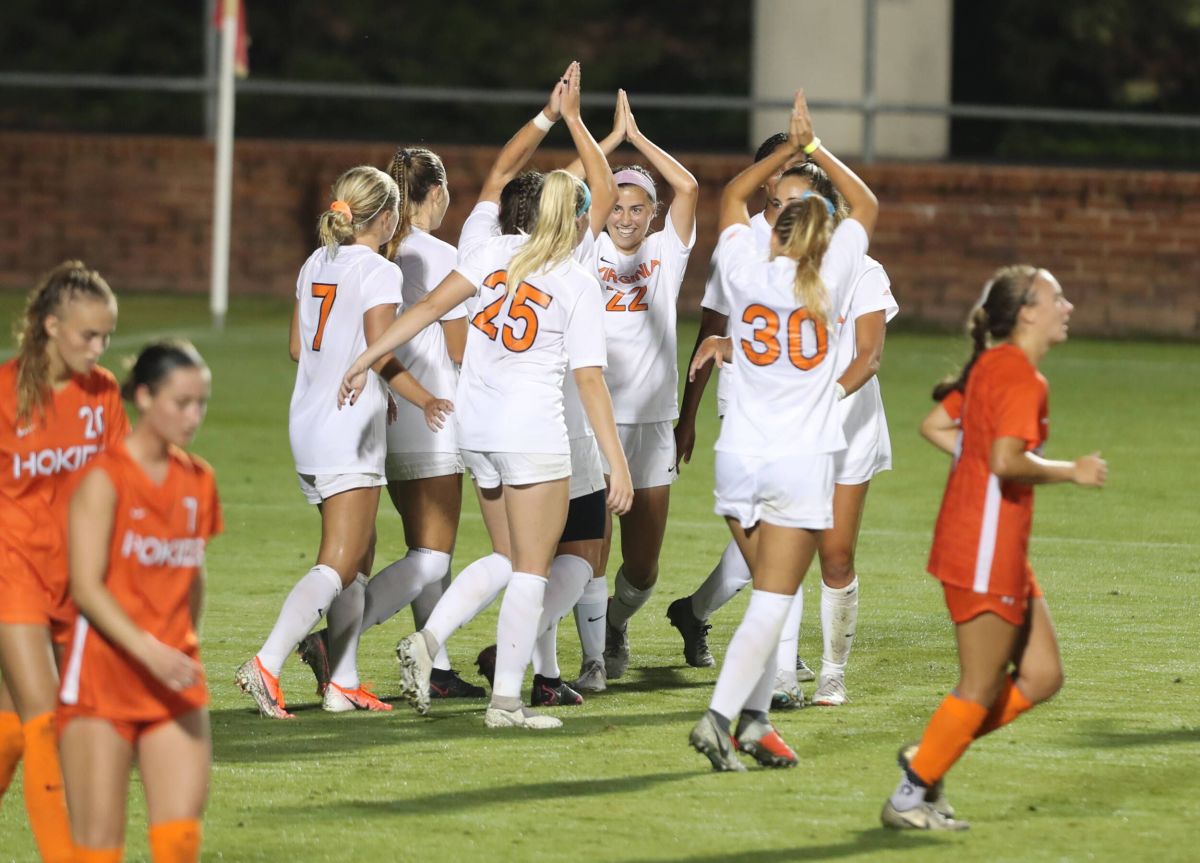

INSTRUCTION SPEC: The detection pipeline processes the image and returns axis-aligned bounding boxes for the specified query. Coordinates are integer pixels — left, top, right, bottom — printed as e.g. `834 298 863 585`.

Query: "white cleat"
484 705 563 730
572 658 607 693
795 657 816 683
395 632 434 715
881 799 969 831
811 674 849 706
770 669 804 710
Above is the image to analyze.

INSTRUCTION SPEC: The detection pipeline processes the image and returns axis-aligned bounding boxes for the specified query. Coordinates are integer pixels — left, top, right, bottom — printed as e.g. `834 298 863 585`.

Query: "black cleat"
666 598 715 668
296 629 331 695
430 667 487 699
530 674 585 707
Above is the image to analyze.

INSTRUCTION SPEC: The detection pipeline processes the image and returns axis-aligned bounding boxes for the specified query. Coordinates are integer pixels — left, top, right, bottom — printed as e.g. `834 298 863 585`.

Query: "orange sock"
908 693 989 787
149 818 202 863
74 848 124 863
975 677 1035 738
0 710 23 799
22 712 75 863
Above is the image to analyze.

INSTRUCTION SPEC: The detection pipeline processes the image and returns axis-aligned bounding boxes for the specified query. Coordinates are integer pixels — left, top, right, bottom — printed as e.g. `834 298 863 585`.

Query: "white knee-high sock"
328 573 367 689
360 548 451 633
744 656 778 716
531 555 593 679
607 566 652 631
492 572 547 701
257 564 343 676
690 540 752 621
709 590 792 720
412 571 453 671
820 577 859 679
574 576 608 663
774 587 805 686
423 553 512 648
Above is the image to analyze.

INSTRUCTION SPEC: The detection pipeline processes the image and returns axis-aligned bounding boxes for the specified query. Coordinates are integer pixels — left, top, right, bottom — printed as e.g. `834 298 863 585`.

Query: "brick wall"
2 131 1196 337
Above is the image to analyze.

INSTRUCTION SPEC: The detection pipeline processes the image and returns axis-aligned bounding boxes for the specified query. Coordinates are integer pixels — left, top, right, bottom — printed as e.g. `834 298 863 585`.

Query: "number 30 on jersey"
740 304 828 370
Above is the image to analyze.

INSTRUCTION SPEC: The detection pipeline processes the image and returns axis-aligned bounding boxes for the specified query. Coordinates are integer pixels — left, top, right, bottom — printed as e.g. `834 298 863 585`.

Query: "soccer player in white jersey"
341 63 633 730
564 89 699 689
685 90 879 771
671 161 900 709
296 147 486 701
354 65 621 709
671 133 809 678
235 165 451 719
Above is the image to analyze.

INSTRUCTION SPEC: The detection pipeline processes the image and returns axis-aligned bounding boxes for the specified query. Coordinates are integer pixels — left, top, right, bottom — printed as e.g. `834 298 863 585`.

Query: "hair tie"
329 200 353 221
576 183 592 218
612 169 657 204
800 191 835 217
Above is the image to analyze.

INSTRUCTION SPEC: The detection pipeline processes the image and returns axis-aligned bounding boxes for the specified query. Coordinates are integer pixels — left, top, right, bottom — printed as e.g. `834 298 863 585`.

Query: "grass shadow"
270 769 701 818
606 665 713 694
624 829 947 863
1072 720 1200 749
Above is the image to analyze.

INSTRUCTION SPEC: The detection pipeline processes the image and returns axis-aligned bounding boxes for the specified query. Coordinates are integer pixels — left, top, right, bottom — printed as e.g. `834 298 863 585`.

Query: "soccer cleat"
811 674 850 707
795 657 816 682
484 705 563 730
666 597 715 668
323 681 393 713
474 645 497 688
296 630 331 696
430 668 487 699
603 617 630 679
881 799 969 831
234 657 294 719
771 670 805 710
898 743 956 819
688 712 747 772
572 658 607 693
395 632 435 716
530 675 584 707
734 715 798 768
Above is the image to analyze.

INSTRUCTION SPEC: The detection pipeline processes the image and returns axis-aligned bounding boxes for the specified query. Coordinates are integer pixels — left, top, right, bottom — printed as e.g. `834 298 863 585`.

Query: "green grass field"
1 293 1197 862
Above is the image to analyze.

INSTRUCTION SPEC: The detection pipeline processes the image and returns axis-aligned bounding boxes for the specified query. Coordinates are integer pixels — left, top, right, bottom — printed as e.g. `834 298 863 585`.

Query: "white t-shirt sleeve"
453 241 491 295
820 219 870 312
572 228 597 267
362 261 405 309
715 224 757 305
655 205 697 302
700 245 730 316
849 262 899 324
458 201 502 258
563 284 607 370
426 242 468 322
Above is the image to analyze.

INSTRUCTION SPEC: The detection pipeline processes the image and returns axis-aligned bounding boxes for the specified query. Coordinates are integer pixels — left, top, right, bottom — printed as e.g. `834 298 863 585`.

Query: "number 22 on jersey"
310 282 337 351
740 304 828 370
471 271 552 353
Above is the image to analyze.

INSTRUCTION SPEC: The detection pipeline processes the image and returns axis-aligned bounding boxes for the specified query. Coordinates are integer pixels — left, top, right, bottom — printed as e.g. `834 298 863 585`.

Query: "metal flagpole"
209 0 237 330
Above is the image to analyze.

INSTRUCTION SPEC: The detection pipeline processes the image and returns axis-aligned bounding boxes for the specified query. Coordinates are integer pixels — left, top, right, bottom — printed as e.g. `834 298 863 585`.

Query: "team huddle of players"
0 61 1107 861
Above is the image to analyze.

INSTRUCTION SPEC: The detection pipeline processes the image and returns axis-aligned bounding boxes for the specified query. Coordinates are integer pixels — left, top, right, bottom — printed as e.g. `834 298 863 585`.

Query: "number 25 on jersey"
471 271 552 353
740 304 828 370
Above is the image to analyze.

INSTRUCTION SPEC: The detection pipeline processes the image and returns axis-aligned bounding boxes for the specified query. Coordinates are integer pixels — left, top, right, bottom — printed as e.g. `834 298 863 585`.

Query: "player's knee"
819 547 855 587
1022 663 1065 704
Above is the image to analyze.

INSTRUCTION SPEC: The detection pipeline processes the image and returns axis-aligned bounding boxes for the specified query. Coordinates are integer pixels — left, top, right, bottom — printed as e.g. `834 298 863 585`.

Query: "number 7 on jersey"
311 283 337 351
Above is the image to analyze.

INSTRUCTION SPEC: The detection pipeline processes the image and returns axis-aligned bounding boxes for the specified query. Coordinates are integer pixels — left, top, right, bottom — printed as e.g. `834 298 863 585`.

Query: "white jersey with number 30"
289 245 404 475
714 219 868 457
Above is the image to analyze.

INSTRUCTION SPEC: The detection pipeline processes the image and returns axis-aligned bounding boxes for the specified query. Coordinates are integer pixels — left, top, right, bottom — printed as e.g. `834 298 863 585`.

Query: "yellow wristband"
803 136 822 155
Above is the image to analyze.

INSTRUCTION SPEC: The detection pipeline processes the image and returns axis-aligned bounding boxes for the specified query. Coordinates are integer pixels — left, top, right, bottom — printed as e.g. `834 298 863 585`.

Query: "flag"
212 0 250 78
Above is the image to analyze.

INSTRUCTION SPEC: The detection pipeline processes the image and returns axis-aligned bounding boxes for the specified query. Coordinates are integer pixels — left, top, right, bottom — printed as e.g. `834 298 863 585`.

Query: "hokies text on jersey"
12 444 101 479
120 530 207 568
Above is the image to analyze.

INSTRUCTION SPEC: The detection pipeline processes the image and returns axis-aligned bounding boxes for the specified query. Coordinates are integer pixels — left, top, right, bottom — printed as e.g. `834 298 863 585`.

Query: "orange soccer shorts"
942 575 1043 627
0 543 73 644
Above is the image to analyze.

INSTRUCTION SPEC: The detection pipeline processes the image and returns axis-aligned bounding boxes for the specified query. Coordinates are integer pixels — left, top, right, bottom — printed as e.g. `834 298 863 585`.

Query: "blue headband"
576 183 592 218
800 190 835 217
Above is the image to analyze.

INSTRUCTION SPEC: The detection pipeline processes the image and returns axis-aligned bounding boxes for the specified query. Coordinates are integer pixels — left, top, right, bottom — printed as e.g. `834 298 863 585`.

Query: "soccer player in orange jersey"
0 261 125 862
59 341 220 863
882 266 1107 830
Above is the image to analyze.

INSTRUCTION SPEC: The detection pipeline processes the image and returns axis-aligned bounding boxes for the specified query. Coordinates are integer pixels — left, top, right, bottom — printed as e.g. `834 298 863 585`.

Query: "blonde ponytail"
773 196 834 328
505 170 586 296
317 166 399 260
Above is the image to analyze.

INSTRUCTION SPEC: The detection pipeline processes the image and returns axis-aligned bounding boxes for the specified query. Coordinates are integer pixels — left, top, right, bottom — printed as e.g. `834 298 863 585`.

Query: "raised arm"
622 90 699 245
564 89 626 179
340 271 475 406
719 95 808 232
70 470 202 693
792 89 879 239
560 70 619 236
477 62 573 204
